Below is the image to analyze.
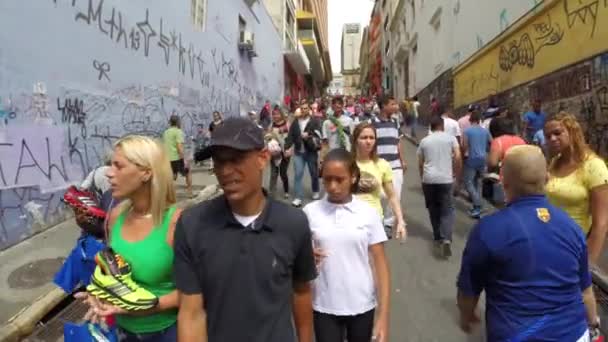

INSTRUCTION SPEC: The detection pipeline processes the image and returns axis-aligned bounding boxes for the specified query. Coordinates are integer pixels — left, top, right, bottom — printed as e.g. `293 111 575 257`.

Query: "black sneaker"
384 225 393 240
442 241 452 258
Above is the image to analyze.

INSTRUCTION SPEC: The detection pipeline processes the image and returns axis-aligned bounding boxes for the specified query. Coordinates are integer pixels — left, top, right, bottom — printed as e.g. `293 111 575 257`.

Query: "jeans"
118 324 177 342
463 163 486 208
313 309 375 342
422 183 454 242
381 168 404 227
410 117 418 137
293 151 319 200
269 156 290 194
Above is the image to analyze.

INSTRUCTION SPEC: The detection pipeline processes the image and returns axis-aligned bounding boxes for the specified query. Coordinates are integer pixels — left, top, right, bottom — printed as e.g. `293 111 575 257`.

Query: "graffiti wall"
0 0 284 249
454 0 608 108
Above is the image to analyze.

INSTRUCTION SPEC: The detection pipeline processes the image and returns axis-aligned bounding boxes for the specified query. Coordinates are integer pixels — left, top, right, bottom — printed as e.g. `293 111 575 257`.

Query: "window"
191 0 207 31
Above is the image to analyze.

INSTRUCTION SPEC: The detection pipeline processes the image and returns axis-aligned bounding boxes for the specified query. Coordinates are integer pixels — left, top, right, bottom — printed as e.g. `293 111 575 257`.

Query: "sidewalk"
0 166 218 342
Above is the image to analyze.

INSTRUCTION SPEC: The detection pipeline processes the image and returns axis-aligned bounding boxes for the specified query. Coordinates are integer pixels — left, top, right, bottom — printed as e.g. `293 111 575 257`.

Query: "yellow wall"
454 0 608 108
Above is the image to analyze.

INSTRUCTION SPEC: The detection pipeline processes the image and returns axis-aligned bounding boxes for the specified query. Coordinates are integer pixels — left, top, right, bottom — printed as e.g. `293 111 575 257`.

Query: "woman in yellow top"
545 112 608 264
352 122 407 241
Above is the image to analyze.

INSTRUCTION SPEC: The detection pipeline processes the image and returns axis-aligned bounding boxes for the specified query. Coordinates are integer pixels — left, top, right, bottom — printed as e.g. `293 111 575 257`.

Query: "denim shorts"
117 324 177 342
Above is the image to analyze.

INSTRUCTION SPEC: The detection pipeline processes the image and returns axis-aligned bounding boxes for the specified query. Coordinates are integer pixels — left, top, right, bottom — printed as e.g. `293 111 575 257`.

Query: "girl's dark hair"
322 148 360 193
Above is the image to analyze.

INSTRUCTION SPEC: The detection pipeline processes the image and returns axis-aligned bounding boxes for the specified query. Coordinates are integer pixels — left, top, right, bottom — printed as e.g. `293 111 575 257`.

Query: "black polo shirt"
173 194 317 342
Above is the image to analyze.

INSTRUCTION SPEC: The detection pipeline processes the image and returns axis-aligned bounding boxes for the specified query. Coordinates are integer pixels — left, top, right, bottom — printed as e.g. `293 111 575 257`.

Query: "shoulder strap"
160 206 177 233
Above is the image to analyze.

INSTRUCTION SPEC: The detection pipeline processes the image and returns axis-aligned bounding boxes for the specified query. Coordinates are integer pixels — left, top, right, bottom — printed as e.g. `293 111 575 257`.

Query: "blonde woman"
545 112 608 265
76 135 182 341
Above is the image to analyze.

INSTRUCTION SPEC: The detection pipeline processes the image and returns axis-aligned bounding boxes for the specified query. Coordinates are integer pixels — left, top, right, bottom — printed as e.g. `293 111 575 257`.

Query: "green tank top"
110 206 177 334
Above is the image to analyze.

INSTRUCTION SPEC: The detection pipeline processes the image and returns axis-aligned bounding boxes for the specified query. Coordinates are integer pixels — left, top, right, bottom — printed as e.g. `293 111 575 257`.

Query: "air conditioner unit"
239 30 254 50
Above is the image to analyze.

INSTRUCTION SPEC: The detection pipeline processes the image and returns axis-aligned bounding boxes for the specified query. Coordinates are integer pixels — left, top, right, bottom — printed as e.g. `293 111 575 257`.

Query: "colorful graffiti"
0 0 283 250
454 0 608 107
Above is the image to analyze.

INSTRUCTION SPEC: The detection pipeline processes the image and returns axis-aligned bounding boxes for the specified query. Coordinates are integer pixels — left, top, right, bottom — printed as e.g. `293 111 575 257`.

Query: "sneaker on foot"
284 193 290 199
312 192 321 200
292 198 302 207
469 208 481 219
442 241 452 258
384 225 393 240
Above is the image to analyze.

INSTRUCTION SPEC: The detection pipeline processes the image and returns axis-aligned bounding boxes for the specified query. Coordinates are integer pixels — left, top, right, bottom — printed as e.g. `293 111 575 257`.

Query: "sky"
328 0 374 74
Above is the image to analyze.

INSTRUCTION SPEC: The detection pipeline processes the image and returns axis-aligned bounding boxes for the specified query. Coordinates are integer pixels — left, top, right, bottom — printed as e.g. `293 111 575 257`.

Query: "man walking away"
418 116 462 258
462 111 492 219
285 101 322 207
522 99 546 143
410 96 421 138
163 115 193 197
373 95 407 233
457 145 601 341
174 117 317 342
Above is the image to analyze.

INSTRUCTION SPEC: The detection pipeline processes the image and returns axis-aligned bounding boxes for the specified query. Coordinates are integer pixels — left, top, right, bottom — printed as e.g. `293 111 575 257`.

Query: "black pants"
269 157 290 193
313 309 375 342
422 183 454 242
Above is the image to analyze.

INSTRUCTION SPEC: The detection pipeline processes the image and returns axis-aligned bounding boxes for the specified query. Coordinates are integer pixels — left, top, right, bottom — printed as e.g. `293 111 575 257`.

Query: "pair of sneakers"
292 192 321 208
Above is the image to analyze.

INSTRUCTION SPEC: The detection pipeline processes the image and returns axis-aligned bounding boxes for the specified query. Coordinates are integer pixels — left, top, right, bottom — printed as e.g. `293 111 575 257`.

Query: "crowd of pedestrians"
61 90 608 342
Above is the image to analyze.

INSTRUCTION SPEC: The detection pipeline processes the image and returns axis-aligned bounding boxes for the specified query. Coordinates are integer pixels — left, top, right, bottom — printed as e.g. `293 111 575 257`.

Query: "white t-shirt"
412 101 420 118
417 132 459 184
232 212 261 228
303 196 387 315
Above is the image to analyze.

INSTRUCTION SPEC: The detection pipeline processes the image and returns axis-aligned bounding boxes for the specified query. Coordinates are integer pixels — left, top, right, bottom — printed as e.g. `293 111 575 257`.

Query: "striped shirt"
372 116 401 170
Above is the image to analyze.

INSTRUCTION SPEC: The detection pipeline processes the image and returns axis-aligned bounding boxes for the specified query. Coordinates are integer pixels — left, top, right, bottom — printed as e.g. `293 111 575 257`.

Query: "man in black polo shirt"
175 117 317 342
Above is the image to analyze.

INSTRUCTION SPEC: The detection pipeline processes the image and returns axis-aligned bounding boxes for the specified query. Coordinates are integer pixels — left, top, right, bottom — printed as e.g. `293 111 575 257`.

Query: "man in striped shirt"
373 95 408 232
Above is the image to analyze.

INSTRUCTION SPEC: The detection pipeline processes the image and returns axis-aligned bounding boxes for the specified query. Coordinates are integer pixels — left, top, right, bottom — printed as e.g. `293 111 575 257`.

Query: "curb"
0 184 220 342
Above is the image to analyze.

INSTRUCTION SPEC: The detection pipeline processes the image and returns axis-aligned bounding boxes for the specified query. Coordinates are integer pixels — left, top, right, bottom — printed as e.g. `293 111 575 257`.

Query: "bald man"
457 145 601 341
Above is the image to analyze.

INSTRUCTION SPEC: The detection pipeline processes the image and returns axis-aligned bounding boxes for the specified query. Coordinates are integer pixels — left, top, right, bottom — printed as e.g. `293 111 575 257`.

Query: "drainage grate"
24 299 88 342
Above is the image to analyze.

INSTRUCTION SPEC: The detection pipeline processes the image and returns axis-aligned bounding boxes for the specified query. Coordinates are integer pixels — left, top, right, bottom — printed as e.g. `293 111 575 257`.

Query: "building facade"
359 26 370 95
367 0 384 96
341 23 362 96
264 0 312 103
297 0 333 95
381 0 532 104
341 23 362 72
0 0 284 249
327 73 345 96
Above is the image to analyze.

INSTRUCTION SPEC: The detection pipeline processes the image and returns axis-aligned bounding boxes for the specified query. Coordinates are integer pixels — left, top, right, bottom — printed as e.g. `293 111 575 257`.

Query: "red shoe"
63 186 106 237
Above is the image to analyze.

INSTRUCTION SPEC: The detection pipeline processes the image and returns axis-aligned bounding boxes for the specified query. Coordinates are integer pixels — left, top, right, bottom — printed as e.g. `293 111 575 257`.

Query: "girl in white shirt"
303 148 391 342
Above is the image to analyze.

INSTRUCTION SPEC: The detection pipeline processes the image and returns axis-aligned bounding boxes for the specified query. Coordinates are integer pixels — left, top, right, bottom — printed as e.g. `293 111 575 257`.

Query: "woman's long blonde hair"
547 111 596 170
114 135 176 226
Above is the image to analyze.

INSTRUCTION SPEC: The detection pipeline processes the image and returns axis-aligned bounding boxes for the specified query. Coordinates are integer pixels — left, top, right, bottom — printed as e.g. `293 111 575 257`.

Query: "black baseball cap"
194 117 265 161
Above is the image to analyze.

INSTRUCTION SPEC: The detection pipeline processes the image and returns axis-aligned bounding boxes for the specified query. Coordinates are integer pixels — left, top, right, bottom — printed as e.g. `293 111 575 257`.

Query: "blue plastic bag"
64 322 118 342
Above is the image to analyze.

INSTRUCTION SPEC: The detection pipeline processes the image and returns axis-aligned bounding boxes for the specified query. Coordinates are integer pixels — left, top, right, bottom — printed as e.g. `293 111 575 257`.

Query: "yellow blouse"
546 156 608 234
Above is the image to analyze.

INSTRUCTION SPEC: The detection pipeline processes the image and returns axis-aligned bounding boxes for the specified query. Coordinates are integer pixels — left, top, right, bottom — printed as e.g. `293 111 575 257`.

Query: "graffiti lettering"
564 0 600 38
75 0 107 36
93 60 111 81
533 13 564 53
136 9 156 57
157 18 171 65
13 138 69 186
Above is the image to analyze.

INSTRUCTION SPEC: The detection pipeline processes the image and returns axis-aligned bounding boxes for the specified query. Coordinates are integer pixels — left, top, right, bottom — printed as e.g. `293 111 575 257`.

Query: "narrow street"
386 140 485 341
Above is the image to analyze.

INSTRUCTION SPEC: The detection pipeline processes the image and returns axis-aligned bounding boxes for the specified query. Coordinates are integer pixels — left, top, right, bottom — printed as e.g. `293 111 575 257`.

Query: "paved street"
385 140 485 341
